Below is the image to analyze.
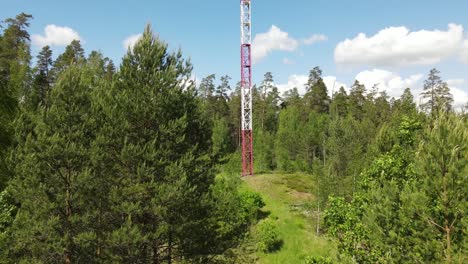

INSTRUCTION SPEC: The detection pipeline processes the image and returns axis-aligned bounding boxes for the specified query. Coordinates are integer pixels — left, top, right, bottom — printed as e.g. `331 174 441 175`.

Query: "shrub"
256 219 282 253
304 256 333 264
239 190 265 222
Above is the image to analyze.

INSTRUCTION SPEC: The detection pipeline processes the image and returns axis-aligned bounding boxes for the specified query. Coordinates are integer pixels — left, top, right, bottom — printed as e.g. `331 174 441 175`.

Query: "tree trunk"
153 243 159 264
316 201 320 236
65 168 73 264
445 225 451 264
443 166 451 263
168 230 173 264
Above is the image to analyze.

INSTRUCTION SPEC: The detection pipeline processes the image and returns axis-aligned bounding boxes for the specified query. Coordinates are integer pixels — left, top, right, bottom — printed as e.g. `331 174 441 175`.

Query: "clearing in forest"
243 173 336 264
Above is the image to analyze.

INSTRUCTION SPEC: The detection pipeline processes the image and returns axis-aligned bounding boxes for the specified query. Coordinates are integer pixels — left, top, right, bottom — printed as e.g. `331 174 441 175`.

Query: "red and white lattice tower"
240 0 253 176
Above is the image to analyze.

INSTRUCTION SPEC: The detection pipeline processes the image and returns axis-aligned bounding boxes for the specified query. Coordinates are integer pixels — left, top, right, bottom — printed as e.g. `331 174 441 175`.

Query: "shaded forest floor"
242 173 337 264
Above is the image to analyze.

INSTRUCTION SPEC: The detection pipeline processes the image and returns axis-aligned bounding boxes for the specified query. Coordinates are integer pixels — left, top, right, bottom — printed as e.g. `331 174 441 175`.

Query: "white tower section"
240 0 253 176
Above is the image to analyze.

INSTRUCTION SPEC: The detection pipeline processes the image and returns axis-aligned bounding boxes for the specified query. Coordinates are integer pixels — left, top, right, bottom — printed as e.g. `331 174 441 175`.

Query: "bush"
239 190 265 222
256 219 282 253
304 256 333 264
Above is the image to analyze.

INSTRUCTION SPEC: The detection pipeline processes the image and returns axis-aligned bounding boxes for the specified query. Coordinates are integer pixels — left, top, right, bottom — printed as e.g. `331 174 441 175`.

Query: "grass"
242 173 337 264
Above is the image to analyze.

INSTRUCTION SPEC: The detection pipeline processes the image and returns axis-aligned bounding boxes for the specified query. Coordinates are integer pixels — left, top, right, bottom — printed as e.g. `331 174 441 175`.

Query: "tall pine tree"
99 25 216 262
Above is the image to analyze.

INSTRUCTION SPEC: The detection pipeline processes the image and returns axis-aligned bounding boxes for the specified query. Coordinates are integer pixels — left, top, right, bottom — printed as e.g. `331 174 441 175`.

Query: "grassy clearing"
242 173 337 264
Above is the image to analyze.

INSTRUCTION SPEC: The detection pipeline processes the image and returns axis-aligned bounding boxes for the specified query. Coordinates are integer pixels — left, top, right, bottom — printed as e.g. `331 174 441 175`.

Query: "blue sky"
2 0 468 108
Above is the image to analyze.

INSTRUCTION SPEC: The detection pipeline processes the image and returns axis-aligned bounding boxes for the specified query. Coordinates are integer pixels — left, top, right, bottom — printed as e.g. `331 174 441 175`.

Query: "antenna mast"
240 0 253 176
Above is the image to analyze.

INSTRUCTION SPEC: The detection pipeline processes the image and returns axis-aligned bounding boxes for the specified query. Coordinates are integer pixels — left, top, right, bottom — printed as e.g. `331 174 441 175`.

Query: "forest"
0 13 467 263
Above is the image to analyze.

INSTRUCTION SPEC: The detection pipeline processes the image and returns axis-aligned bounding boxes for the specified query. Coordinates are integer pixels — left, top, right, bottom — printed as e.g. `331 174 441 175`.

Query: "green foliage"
304 255 333 264
254 128 276 173
0 13 33 189
323 196 381 263
304 66 329 114
255 219 282 253
406 112 467 262
421 68 454 114
325 113 467 263
239 189 265 220
0 189 15 253
207 173 265 262
244 173 337 264
51 39 85 79
212 116 231 159
275 105 308 172
0 11 464 263
330 86 347 117
348 80 366 120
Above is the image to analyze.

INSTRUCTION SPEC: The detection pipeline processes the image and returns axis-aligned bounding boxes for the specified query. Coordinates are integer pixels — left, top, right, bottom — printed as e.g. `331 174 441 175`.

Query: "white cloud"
461 39 468 64
277 74 347 98
323 76 349 97
276 74 308 95
446 78 465 86
450 87 468 110
303 34 327 45
335 24 464 67
355 69 423 98
32 24 82 47
446 79 468 110
252 25 299 64
123 33 142 50
282 57 295 65
276 71 467 111
353 70 467 110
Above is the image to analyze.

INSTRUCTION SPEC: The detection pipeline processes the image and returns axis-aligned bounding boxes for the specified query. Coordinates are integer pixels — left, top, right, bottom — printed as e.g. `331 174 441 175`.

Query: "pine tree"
282 87 301 109
420 68 454 114
0 13 33 189
227 81 242 148
51 39 86 81
104 58 115 81
8 65 98 263
216 75 231 100
275 105 304 171
394 87 417 115
256 72 276 130
29 45 53 108
330 86 348 117
304 66 329 113
99 25 216 262
305 66 322 91
407 112 467 263
199 74 215 98
348 80 366 120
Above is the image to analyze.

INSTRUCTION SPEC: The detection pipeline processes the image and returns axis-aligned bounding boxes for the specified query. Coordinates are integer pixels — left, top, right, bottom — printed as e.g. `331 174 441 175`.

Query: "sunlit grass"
243 173 337 264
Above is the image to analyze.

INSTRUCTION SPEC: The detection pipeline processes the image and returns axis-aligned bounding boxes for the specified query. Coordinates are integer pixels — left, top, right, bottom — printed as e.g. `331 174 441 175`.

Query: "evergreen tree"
304 66 329 113
8 65 98 263
407 112 467 262
348 80 366 120
51 39 86 80
216 75 231 100
227 81 242 148
275 105 305 171
104 58 116 81
199 74 215 98
420 68 454 114
256 72 279 131
282 87 301 109
330 86 348 117
394 87 417 115
99 25 216 262
212 116 231 159
264 83 280 133
0 13 33 189
29 45 53 108
305 66 322 91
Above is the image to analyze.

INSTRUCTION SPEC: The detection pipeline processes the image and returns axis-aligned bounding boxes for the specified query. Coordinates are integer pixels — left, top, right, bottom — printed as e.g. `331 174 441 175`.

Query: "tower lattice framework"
240 0 253 176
